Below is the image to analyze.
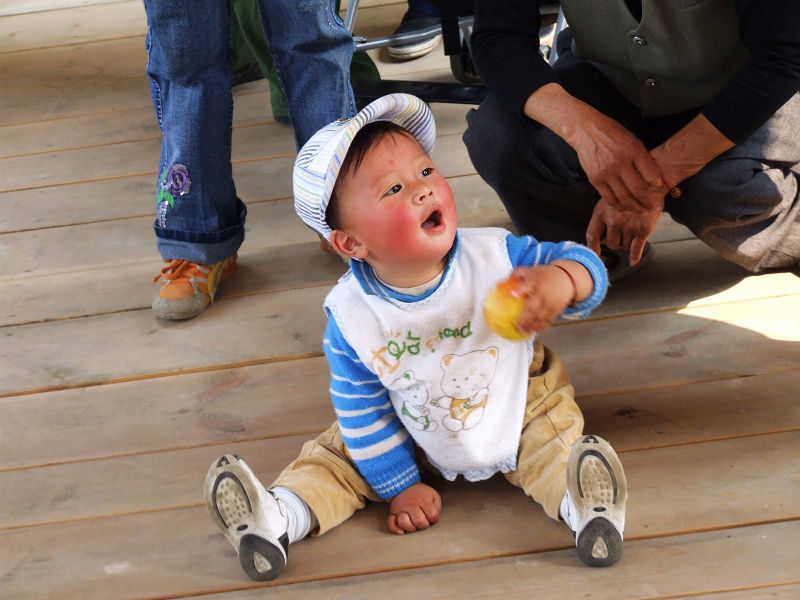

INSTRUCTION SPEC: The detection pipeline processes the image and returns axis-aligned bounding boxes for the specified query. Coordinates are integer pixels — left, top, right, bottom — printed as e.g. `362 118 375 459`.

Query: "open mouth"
421 209 443 230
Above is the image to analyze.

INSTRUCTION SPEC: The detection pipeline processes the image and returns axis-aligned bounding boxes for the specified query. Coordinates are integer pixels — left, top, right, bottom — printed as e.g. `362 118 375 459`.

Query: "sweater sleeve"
505 233 609 319
471 0 560 118
701 0 800 143
473 0 800 144
323 313 421 500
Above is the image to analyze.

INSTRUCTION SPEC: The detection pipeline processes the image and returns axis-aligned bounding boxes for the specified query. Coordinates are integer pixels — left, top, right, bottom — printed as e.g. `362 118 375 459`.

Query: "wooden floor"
2 1 800 598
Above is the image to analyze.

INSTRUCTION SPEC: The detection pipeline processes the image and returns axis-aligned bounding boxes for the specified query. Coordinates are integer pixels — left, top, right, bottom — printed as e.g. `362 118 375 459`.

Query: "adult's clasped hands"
574 118 672 266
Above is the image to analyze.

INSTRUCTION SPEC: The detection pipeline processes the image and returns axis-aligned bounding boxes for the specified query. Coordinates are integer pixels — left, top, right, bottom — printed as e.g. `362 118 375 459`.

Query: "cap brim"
294 93 436 241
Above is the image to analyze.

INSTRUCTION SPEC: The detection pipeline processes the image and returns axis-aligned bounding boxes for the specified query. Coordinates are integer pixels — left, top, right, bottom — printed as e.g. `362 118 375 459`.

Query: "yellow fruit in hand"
482 278 530 340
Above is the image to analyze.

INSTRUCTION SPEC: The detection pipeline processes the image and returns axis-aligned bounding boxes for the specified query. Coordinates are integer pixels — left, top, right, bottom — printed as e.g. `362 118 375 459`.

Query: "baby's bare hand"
508 266 575 335
388 483 442 534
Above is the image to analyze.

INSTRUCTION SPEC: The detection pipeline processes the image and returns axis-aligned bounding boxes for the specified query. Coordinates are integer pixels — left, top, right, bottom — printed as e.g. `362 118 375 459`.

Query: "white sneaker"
204 454 289 581
387 10 442 60
564 435 627 567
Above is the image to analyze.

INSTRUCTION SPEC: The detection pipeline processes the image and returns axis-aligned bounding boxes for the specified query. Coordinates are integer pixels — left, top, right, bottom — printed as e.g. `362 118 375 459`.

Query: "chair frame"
343 1 564 106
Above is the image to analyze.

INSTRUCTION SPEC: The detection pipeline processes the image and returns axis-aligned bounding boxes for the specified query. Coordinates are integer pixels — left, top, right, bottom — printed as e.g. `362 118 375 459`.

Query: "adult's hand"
586 197 663 264
524 84 667 213
650 113 736 190
583 111 735 264
569 112 667 214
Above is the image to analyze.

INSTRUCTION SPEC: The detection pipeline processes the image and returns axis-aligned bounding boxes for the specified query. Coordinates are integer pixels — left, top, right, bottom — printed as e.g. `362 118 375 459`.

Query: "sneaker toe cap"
152 290 207 320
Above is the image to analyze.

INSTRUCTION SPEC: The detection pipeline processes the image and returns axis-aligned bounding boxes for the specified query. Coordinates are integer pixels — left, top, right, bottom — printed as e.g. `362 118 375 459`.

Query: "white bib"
325 228 534 480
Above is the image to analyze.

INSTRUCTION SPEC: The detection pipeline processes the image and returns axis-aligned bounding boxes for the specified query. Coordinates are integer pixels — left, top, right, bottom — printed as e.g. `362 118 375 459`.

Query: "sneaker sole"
152 291 207 320
205 455 288 581
576 516 623 568
239 531 287 582
388 35 442 60
567 435 627 567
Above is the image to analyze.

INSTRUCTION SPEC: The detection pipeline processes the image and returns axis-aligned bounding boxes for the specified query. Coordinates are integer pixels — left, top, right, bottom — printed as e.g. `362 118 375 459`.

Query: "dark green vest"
560 0 749 116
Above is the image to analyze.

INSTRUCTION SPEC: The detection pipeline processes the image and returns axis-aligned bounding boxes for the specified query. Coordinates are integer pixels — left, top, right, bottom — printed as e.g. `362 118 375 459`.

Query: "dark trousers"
463 44 800 272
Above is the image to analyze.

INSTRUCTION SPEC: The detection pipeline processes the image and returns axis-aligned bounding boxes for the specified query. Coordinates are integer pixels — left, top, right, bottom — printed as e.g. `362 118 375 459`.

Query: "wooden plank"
0 0 397 45
593 239 800 317
0 487 572 600
0 357 333 470
0 61 260 129
0 122 298 192
0 172 502 280
0 128 483 194
0 1 145 52
0 171 692 325
188 523 800 600
0 75 154 126
540 294 800 397
0 176 507 318
0 94 278 160
0 107 160 160
0 0 126 18
0 99 476 162
0 222 724 329
1 435 314 530
0 0 399 46
1 198 311 281
3 407 799 530
0 36 148 94
0 177 508 326
0 13 440 96
3 345 798 471
2 285 799 397
694 585 800 599
0 157 290 234
1 241 344 327
2 434 798 598
6 310 800 460
0 284 330 396
579 368 800 449
0 4 466 134
351 3 408 42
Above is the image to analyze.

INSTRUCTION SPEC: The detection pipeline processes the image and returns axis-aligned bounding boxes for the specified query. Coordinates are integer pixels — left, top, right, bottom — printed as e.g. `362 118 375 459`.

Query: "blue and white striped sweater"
324 327 420 498
322 229 608 500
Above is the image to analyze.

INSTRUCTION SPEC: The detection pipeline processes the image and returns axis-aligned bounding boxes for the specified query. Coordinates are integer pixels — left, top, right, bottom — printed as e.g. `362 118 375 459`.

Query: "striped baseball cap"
293 93 436 240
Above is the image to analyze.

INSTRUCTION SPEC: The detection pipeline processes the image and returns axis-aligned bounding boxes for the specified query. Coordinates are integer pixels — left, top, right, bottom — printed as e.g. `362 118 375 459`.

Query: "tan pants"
272 339 584 534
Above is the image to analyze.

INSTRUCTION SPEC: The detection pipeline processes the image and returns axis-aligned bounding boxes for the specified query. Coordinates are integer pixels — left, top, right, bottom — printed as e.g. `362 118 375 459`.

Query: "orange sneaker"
152 254 237 320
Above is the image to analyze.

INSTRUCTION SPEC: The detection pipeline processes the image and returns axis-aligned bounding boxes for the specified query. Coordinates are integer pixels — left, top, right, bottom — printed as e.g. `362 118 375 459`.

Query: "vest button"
645 78 658 87
632 36 647 45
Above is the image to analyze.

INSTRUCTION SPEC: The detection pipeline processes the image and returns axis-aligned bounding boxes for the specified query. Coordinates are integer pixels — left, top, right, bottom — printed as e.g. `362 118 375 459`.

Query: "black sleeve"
471 0 560 118
471 0 800 144
702 0 800 143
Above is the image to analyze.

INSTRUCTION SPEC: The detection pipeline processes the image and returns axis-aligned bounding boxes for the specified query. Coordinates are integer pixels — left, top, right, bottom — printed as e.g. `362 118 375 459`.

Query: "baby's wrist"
551 263 578 307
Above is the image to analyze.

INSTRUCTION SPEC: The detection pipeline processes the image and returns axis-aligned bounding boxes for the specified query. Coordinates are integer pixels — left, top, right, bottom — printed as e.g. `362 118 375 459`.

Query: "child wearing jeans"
204 94 628 581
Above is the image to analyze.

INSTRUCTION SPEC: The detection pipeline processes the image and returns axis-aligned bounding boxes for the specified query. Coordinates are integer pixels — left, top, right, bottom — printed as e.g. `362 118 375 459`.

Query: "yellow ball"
482 279 530 340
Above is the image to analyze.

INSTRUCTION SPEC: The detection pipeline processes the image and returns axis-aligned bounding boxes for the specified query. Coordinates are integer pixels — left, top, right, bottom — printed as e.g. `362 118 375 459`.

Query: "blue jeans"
143 0 356 264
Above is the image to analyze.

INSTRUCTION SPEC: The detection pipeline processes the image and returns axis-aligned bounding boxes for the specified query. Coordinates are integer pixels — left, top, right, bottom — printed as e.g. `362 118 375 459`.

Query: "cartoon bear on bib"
433 347 498 432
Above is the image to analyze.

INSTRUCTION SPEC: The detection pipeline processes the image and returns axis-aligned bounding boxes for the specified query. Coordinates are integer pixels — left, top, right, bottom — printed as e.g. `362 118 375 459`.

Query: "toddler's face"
335 131 457 275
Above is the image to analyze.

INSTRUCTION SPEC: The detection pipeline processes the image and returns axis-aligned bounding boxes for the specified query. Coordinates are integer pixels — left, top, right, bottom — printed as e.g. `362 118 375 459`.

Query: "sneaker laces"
153 259 209 284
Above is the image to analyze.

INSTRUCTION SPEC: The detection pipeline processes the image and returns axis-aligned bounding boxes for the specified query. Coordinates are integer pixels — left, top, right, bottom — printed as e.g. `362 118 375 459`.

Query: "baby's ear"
329 229 368 260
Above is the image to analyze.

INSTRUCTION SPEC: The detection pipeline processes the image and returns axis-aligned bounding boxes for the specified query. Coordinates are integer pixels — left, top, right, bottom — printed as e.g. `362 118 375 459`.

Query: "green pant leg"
231 7 256 74
231 0 288 119
231 0 379 121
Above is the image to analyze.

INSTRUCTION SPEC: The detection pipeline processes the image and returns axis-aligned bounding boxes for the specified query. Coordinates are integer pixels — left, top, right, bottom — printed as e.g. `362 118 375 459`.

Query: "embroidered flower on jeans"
156 200 169 228
157 163 192 209
164 163 191 196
